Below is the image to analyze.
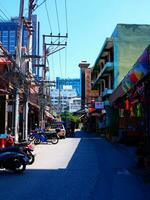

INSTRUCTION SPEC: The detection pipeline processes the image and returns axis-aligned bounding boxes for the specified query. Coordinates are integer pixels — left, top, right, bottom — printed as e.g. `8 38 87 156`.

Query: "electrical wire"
0 15 6 22
0 8 10 20
54 0 60 33
59 50 62 77
65 46 67 79
0 2 10 20
44 0 52 33
33 0 46 12
64 0 68 34
51 54 55 81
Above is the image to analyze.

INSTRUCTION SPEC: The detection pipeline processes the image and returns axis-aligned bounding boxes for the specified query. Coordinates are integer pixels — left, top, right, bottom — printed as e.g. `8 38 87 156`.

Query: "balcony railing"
101 88 113 97
103 62 113 72
92 62 113 87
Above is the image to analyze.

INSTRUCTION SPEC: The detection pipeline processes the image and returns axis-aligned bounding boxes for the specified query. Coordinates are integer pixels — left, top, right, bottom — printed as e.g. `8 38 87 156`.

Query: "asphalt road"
0 131 150 200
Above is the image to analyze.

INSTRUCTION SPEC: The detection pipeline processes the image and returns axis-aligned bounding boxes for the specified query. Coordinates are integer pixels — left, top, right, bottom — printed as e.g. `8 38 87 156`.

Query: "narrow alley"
0 131 150 200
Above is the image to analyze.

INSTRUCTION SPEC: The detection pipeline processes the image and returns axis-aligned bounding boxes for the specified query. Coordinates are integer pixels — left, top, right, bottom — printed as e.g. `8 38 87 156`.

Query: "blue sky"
1 0 150 81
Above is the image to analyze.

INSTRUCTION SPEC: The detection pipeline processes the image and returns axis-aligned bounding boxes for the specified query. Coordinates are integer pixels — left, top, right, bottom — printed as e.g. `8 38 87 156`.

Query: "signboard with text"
95 101 104 109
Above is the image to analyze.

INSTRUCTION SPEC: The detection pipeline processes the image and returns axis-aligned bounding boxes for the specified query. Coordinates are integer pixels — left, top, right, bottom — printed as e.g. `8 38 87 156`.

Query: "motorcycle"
0 148 29 173
14 142 35 165
29 128 59 145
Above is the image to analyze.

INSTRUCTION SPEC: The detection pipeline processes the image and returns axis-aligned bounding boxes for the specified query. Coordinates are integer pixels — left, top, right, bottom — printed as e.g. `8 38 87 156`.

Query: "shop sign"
95 101 104 109
85 69 91 98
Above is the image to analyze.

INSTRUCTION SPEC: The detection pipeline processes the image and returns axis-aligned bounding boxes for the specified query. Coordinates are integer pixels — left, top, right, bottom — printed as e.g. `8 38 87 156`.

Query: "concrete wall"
113 24 150 84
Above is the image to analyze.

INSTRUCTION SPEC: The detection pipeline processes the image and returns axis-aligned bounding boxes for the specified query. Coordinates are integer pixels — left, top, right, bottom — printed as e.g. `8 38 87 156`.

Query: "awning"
109 44 150 103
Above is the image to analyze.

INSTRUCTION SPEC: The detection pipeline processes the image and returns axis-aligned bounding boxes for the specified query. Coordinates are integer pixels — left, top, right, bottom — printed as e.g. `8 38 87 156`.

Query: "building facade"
91 24 150 101
0 15 40 77
50 85 78 113
56 77 81 97
68 97 81 113
78 61 90 108
88 24 150 135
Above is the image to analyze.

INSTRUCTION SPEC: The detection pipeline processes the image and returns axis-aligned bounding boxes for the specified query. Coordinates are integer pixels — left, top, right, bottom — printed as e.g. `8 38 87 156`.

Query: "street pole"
40 35 46 129
13 0 24 143
4 95 9 133
40 34 68 125
22 0 33 140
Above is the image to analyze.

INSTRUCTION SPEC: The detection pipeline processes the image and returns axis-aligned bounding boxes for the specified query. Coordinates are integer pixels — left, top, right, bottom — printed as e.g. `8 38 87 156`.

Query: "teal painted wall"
112 24 150 85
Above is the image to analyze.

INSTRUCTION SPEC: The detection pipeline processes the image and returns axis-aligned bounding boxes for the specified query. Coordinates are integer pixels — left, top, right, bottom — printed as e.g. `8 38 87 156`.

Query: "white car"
46 124 66 139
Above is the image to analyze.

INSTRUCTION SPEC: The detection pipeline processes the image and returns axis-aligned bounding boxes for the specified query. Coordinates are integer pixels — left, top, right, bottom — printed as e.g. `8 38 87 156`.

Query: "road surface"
0 131 150 200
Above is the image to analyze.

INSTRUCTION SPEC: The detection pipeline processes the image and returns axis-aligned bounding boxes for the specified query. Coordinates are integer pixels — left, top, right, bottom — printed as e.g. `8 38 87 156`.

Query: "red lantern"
125 99 130 110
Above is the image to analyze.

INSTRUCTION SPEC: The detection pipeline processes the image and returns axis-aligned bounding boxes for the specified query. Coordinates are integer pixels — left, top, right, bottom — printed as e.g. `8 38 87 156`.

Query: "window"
2 31 8 41
10 31 15 38
9 45 15 53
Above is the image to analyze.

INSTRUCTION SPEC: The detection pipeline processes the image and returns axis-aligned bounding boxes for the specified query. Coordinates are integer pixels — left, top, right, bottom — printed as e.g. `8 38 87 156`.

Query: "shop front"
109 44 150 147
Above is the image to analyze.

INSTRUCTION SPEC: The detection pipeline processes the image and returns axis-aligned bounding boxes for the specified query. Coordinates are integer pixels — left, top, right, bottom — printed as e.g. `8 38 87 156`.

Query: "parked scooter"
14 142 35 165
0 147 29 173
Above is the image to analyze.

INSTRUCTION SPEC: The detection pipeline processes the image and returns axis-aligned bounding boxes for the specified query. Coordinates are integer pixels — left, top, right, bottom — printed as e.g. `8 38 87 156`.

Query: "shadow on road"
0 131 150 200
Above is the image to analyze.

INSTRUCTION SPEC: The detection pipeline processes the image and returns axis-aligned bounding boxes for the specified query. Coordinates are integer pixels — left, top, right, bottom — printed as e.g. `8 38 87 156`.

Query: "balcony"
103 62 113 72
92 62 113 87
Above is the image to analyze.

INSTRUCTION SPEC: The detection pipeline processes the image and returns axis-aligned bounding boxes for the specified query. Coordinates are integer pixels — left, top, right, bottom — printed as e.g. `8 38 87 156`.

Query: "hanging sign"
95 101 104 109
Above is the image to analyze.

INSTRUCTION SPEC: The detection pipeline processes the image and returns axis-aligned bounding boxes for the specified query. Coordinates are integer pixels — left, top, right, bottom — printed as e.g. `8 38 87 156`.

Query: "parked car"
45 123 66 139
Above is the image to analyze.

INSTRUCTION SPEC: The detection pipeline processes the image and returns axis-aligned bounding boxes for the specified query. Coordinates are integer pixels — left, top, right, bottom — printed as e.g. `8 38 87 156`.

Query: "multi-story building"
56 77 81 97
78 61 91 108
0 15 40 135
0 15 40 77
50 85 79 113
68 97 81 113
91 24 150 101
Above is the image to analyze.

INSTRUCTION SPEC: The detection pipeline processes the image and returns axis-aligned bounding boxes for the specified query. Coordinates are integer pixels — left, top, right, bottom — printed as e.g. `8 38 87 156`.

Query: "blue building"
0 15 40 76
56 77 81 97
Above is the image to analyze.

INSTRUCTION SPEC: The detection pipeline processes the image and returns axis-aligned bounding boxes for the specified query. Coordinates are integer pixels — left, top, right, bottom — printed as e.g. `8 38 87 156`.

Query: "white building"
50 85 80 113
68 97 81 113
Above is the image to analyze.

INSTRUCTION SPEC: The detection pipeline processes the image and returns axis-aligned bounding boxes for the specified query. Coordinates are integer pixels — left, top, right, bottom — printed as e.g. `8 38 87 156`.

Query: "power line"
64 0 68 34
65 46 67 79
59 50 63 77
0 15 6 22
44 0 52 33
51 54 55 81
55 0 60 33
0 2 10 19
33 0 46 12
0 8 10 20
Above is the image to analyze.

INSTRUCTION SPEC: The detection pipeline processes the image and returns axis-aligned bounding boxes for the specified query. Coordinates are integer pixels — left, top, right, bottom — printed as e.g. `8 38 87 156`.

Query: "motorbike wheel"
34 138 41 145
27 153 35 165
51 137 59 144
28 135 34 141
12 158 26 173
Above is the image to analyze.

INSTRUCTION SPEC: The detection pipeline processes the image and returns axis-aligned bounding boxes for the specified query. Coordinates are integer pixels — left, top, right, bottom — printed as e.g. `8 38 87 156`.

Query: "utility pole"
39 33 67 128
22 0 35 140
13 0 24 143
